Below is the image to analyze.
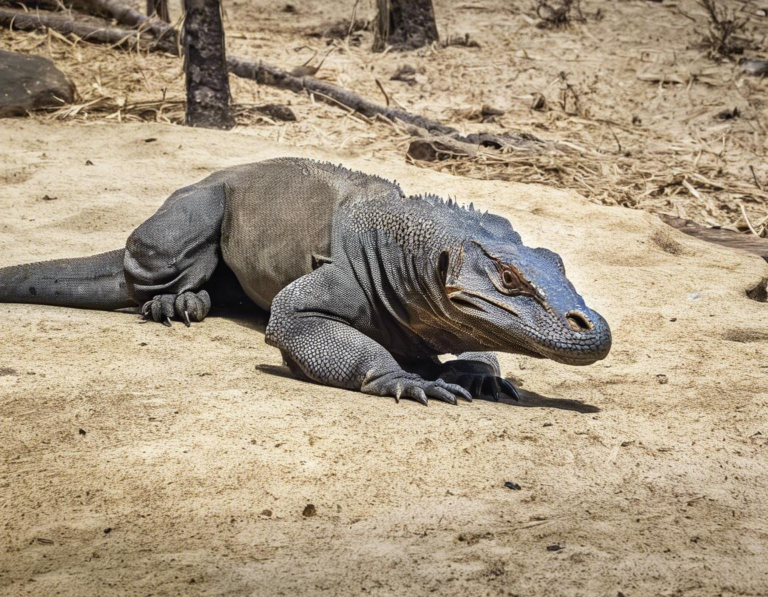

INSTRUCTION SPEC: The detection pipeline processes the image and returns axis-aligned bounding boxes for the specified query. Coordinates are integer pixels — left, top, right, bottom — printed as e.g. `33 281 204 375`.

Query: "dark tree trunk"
183 0 233 129
373 0 439 52
146 0 170 22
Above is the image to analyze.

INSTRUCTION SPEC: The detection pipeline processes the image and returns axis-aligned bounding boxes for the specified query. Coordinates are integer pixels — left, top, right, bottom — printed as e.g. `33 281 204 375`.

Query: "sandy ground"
1 119 767 596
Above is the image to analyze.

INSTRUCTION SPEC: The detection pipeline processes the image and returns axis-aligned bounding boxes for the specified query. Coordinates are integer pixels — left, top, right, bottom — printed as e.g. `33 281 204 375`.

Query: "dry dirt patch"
0 120 767 596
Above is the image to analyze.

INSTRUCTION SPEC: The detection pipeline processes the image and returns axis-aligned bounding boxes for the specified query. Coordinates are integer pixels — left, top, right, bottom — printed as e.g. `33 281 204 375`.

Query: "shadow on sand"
480 387 601 413
254 363 601 413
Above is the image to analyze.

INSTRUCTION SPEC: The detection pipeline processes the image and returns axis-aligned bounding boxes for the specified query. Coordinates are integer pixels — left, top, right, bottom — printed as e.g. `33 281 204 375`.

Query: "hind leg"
125 181 227 326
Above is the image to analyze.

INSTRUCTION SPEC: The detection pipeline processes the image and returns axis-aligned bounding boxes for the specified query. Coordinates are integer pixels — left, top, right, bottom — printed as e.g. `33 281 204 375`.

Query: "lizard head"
437 238 612 365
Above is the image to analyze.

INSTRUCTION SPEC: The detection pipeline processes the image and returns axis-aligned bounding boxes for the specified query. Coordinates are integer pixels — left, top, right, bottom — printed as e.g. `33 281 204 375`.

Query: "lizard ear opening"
438 250 450 286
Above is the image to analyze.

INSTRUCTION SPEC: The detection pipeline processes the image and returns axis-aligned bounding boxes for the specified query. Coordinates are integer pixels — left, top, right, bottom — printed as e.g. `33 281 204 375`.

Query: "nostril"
566 311 593 332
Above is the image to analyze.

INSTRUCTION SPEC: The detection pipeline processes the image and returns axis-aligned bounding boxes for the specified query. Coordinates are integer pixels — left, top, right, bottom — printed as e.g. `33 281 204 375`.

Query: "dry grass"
698 0 748 58
534 0 585 28
405 122 768 236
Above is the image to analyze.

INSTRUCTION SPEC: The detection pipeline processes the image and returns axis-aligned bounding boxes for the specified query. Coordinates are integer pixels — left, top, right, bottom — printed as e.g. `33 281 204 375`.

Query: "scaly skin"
0 158 612 404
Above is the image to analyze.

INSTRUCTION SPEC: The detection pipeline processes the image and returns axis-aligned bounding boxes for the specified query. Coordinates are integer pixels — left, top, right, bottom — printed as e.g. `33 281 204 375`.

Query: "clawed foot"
439 358 520 402
441 372 520 402
363 372 472 406
140 290 211 327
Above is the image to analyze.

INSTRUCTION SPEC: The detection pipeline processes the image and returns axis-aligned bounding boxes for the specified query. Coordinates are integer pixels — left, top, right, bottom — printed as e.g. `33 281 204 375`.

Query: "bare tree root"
0 1 543 151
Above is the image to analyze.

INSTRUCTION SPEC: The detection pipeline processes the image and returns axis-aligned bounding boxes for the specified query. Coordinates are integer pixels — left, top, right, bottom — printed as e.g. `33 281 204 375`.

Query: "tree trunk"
373 0 438 52
183 0 233 129
146 0 170 22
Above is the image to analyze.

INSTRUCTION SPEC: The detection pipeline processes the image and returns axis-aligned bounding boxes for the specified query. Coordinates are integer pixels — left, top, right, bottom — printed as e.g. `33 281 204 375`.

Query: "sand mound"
1 120 766 596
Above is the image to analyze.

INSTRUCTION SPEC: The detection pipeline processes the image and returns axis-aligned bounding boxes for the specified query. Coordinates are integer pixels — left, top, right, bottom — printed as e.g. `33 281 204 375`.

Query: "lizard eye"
501 267 524 290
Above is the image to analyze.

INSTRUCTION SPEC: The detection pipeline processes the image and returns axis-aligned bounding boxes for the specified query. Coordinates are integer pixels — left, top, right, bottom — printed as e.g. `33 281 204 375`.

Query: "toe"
197 290 212 317
160 298 175 320
482 376 500 401
437 380 472 402
174 291 210 323
425 384 457 405
404 386 428 406
150 299 163 322
499 378 520 401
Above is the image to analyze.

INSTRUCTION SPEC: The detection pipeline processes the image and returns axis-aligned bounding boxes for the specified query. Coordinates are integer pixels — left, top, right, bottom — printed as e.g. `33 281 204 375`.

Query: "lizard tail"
0 249 136 311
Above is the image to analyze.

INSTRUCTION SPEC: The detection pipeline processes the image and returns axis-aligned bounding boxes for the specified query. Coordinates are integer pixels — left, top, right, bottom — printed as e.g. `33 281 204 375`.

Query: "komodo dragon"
0 158 612 404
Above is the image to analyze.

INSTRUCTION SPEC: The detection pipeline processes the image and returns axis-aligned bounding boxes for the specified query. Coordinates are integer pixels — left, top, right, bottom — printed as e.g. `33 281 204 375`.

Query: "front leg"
265 269 471 405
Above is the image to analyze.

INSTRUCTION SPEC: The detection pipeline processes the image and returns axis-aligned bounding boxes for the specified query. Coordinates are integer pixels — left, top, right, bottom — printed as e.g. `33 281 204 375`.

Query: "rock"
407 136 477 162
740 58 768 77
391 64 417 85
531 93 547 111
0 50 75 117
481 105 505 123
255 104 296 122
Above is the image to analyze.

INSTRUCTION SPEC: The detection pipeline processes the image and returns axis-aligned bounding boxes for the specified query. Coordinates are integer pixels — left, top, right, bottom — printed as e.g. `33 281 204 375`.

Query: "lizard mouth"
446 289 610 362
446 289 541 354
447 288 520 318
448 294 487 314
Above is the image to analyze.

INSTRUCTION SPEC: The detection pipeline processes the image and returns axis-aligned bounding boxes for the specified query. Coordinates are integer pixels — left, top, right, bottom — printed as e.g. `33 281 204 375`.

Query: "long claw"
437 390 457 406
471 376 484 399
488 378 500 402
412 388 428 406
183 310 191 327
455 386 472 402
437 380 472 403
500 379 520 401
162 316 172 328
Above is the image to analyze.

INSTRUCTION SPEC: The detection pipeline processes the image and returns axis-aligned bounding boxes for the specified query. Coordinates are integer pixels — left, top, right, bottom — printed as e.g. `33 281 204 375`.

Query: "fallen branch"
227 57 546 148
661 215 768 262
70 0 165 33
0 7 174 50
226 55 457 137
